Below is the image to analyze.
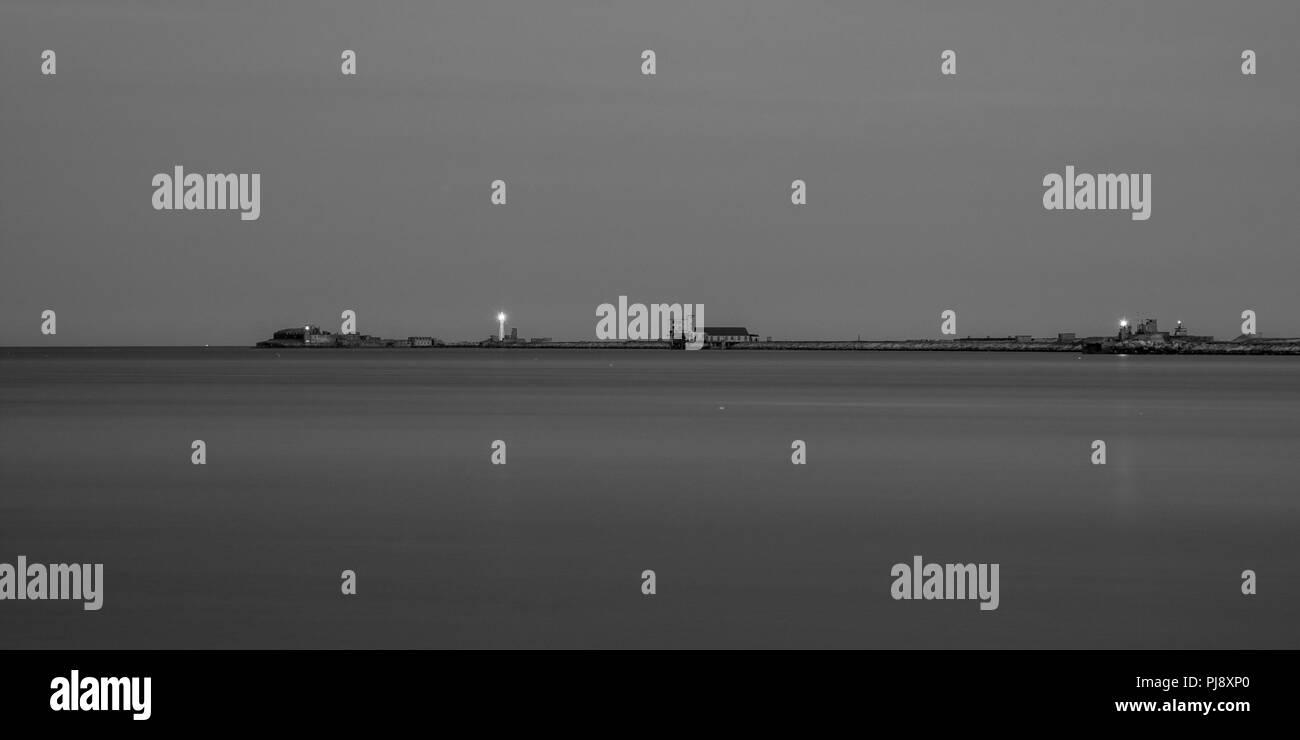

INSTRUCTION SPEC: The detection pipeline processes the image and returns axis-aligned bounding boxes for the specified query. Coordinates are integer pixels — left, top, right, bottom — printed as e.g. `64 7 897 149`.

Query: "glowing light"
497 312 507 341
1119 319 1128 328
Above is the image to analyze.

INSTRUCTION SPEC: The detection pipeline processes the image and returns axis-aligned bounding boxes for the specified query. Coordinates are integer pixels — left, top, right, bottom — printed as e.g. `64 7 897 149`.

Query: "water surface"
1 348 1296 648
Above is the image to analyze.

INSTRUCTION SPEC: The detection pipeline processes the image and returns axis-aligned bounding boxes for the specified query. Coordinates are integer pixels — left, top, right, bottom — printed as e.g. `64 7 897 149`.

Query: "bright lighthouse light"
1119 319 1128 328
497 312 507 341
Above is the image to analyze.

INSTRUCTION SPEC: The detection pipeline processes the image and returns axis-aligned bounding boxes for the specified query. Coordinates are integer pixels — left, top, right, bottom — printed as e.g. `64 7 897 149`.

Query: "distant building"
704 326 758 347
1136 318 1165 341
335 332 385 348
1057 332 1076 343
1118 319 1163 341
409 336 435 347
259 325 335 347
1117 318 1211 343
1170 321 1213 342
484 327 525 345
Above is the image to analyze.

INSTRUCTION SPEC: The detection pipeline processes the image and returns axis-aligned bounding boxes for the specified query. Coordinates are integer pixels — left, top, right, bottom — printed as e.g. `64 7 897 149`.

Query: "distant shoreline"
6 341 1300 355
260 338 1300 354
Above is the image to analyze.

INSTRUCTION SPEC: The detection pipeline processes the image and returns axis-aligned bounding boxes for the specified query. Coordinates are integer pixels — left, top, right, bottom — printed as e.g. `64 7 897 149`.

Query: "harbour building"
704 326 759 348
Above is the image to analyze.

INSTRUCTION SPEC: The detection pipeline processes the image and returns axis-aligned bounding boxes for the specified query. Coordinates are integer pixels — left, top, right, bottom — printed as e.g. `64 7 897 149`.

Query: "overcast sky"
1 0 1296 345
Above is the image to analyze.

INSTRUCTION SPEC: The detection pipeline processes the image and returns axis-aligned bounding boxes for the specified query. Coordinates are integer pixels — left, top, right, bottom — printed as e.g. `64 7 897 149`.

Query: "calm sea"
1 348 1297 648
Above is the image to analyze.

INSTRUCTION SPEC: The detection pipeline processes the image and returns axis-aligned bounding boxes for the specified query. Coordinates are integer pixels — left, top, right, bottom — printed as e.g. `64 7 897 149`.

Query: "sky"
1 0 1297 345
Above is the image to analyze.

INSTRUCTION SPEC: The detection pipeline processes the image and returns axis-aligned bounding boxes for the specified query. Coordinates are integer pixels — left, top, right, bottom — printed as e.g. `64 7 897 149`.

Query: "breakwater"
727 340 1300 354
